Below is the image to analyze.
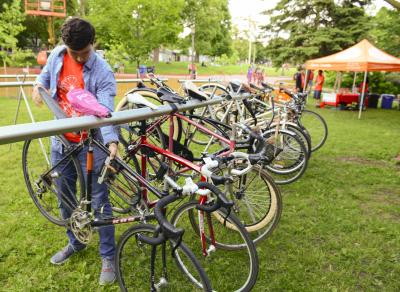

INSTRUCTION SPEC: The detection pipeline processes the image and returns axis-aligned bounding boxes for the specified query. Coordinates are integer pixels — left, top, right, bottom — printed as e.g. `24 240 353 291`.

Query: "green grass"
0 97 399 291
125 62 296 77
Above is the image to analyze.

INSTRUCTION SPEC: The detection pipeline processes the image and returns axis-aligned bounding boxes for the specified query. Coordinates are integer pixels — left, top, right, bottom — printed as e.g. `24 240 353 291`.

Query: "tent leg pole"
352 72 357 93
358 71 368 119
303 69 308 93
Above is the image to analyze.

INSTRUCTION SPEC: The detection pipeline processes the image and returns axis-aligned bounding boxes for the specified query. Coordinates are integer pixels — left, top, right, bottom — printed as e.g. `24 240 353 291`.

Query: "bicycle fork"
149 237 169 291
198 195 217 257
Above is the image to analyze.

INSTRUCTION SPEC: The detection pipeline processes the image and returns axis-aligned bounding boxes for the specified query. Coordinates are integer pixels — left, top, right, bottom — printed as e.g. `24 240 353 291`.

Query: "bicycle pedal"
155 277 168 290
206 244 216 254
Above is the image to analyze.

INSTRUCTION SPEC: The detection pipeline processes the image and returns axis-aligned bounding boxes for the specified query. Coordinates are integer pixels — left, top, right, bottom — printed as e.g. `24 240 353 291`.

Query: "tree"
263 0 371 66
0 0 32 71
87 0 184 66
370 7 400 56
181 0 232 61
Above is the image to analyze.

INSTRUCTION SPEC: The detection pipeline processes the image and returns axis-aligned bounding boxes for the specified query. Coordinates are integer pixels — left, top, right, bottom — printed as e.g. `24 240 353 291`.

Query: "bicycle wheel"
182 114 231 160
104 160 142 215
206 164 282 244
272 123 312 159
297 109 328 152
262 128 309 184
197 83 232 122
22 138 84 226
116 224 212 291
171 182 259 292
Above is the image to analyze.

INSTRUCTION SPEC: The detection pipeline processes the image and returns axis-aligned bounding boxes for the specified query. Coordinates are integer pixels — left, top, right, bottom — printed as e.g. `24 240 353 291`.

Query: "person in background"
31 17 118 286
307 70 314 93
258 69 265 85
294 66 305 93
119 62 125 74
247 65 253 84
314 70 325 107
190 63 197 79
253 67 260 84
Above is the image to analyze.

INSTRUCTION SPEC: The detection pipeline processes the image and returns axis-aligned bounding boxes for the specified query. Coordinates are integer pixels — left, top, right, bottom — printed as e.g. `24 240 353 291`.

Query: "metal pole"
352 72 358 93
0 91 224 145
15 75 50 164
303 69 308 93
191 25 195 79
358 70 368 119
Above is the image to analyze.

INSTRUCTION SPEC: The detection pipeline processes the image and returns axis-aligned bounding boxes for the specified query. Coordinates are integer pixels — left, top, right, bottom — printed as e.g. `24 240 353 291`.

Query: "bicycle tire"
116 223 212 291
22 138 85 226
202 164 282 243
171 199 259 292
262 128 309 184
298 109 328 152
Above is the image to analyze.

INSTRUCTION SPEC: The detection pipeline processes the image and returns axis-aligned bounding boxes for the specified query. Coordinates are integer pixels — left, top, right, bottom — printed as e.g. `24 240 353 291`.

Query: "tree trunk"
384 0 400 9
195 52 200 63
153 48 160 63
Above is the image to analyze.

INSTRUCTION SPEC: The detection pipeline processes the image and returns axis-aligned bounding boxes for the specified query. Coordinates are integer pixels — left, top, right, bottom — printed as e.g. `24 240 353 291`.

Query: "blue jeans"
51 140 115 259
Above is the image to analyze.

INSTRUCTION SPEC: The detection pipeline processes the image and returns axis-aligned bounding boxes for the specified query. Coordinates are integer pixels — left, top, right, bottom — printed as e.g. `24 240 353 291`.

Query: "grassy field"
0 95 399 291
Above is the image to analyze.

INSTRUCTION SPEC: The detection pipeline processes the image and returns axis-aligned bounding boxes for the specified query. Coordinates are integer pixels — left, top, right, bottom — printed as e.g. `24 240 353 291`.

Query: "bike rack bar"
0 78 168 88
0 90 223 145
177 79 223 83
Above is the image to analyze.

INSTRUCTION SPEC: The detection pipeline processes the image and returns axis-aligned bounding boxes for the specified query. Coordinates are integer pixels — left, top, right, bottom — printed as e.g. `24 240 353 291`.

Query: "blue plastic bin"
381 94 395 109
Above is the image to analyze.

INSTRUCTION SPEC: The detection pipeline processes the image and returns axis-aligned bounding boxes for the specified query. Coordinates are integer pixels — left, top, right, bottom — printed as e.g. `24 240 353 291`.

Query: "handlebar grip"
154 194 185 239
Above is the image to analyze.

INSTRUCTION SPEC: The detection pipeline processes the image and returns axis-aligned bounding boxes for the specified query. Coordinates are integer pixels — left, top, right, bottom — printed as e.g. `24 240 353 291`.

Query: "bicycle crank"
70 208 93 245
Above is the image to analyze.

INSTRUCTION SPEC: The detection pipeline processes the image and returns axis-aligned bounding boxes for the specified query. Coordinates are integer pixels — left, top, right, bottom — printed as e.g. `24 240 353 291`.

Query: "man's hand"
32 84 48 106
108 142 119 160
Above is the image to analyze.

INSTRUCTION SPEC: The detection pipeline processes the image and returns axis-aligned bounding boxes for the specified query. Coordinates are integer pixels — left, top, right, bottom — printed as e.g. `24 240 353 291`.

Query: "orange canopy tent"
305 39 400 118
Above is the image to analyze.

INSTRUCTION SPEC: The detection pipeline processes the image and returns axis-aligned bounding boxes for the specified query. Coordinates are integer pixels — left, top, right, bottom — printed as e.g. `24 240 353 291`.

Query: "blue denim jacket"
36 45 118 149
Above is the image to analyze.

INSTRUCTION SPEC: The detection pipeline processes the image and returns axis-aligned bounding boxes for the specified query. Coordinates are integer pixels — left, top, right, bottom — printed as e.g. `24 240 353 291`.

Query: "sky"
229 0 394 37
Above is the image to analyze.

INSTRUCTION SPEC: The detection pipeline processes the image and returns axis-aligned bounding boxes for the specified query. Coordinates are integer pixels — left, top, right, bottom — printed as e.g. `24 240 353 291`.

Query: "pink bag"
66 88 111 118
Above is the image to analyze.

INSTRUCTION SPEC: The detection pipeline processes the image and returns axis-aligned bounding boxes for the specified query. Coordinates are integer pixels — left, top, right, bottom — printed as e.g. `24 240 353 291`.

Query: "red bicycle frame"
125 111 237 256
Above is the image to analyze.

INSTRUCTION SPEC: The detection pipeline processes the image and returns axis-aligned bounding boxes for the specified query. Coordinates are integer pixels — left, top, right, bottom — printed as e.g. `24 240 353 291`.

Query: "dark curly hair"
61 17 95 51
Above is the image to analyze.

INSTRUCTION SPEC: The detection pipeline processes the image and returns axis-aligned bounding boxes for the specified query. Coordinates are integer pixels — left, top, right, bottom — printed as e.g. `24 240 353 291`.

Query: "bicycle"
23 87 259 291
116 88 282 243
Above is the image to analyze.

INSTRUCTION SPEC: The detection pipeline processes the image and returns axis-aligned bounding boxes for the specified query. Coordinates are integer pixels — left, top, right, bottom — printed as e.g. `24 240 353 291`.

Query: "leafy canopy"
263 0 371 66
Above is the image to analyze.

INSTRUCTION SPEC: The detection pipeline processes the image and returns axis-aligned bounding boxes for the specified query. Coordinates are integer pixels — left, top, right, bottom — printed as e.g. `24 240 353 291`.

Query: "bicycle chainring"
70 209 93 245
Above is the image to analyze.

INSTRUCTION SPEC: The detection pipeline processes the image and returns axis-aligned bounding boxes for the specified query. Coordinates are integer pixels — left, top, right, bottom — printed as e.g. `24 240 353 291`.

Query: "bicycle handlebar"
195 182 233 213
137 194 184 246
154 194 185 238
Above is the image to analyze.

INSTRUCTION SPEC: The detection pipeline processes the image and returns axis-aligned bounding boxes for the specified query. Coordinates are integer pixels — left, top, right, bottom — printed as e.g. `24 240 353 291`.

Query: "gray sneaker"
99 258 116 285
50 244 80 265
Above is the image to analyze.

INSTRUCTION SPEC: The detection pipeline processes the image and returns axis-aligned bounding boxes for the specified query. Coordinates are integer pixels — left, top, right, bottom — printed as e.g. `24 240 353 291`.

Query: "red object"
37 50 47 66
57 52 87 142
315 74 325 91
338 93 368 107
321 93 369 108
25 0 66 17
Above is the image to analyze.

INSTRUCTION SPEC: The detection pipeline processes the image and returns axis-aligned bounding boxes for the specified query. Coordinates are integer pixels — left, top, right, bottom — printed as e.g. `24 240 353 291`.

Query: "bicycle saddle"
156 87 185 103
67 88 111 118
126 93 158 109
183 81 208 101
261 82 275 91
